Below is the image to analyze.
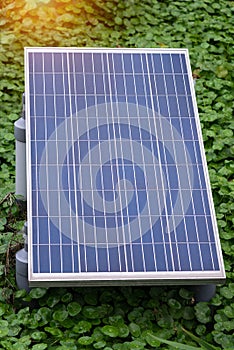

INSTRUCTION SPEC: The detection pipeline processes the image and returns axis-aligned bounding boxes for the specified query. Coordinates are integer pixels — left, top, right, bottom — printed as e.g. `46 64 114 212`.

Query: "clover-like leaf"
78 336 93 345
52 309 68 322
29 288 47 300
101 325 119 338
73 320 92 334
67 301 82 316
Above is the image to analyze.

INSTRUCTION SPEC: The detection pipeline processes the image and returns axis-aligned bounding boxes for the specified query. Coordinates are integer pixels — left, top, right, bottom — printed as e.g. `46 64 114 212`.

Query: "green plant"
0 0 233 349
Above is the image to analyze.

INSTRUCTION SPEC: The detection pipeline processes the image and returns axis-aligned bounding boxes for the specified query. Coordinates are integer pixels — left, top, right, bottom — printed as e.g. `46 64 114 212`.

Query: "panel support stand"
16 222 30 292
189 284 216 302
14 93 26 211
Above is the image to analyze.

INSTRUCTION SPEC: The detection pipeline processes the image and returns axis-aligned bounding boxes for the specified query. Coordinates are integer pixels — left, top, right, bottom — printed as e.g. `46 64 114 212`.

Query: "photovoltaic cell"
25 48 225 286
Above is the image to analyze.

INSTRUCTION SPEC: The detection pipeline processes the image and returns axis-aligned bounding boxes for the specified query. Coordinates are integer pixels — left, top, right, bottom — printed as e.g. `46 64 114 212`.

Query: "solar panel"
25 47 225 286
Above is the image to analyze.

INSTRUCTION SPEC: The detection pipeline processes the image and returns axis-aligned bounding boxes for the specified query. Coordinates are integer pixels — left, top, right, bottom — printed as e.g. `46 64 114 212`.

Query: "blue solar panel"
25 48 225 285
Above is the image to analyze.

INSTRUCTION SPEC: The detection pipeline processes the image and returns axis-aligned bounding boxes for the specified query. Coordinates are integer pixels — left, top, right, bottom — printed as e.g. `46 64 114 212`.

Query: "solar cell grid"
25 48 225 285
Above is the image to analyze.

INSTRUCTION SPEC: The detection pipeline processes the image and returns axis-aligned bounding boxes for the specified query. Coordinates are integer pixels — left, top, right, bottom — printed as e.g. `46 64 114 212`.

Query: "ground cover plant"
0 0 233 349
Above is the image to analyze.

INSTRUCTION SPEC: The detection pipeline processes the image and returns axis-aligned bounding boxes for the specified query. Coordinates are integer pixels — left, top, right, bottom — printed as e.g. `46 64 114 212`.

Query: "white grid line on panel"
73 52 84 273
32 140 206 147
172 54 193 270
100 52 111 272
32 214 212 218
141 54 161 272
165 53 182 271
80 53 88 272
145 53 169 272
32 53 40 274
172 54 194 268
121 53 137 270
67 52 77 273
152 53 174 271
86 53 99 272
113 53 130 272
118 54 132 268
131 53 154 272
82 53 98 272
107 52 124 271
99 53 112 266
42 52 52 274
120 53 135 272
91 51 103 272
61 52 71 273
121 54 144 272
159 53 176 272
51 52 62 273
170 53 192 270
71 52 80 272
169 52 194 271
93 52 111 272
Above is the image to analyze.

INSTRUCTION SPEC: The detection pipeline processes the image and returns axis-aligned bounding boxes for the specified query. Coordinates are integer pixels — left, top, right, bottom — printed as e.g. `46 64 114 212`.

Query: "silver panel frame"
25 47 225 286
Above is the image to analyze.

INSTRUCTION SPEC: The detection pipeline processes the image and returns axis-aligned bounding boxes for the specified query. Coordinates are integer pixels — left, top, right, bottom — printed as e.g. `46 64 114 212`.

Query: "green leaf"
128 308 143 322
4 133 15 141
101 325 119 337
59 340 77 350
84 291 98 305
212 332 234 350
179 288 194 300
220 287 234 299
0 327 8 338
129 322 141 337
67 301 82 316
78 336 93 345
93 340 106 349
12 344 29 350
196 324 207 336
118 324 129 338
108 315 124 326
29 288 47 299
0 244 8 254
210 294 222 306
0 217 7 231
31 331 46 341
82 306 100 319
201 42 210 49
182 306 195 320
17 335 31 345
37 307 51 326
52 310 68 322
73 320 92 333
61 292 73 303
0 305 6 317
46 294 61 307
44 327 63 337
223 305 234 318
144 332 161 347
215 65 229 78
14 289 27 299
158 315 174 328
115 17 122 25
168 298 182 309
8 325 21 336
125 340 146 349
32 345 47 350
